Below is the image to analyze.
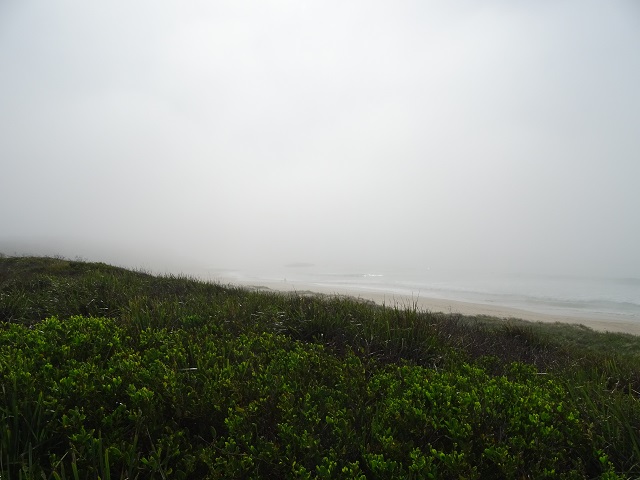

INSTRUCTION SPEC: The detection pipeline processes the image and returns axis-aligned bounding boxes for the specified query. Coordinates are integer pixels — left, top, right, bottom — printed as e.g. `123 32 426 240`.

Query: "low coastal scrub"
1 256 639 478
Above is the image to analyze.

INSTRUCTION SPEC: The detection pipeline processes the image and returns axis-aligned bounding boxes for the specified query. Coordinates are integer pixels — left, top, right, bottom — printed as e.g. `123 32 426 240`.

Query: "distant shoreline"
212 276 640 336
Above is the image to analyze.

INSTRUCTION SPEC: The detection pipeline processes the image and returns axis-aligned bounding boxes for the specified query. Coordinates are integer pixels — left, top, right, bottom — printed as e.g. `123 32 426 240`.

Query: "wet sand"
215 276 640 336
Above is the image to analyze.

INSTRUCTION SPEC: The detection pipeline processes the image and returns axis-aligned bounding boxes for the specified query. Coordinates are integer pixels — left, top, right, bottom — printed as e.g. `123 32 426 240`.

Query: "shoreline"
212 276 640 336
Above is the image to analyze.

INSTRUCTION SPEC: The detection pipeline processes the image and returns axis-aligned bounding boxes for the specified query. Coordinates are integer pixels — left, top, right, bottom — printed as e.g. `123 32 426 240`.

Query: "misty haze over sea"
2 2 639 328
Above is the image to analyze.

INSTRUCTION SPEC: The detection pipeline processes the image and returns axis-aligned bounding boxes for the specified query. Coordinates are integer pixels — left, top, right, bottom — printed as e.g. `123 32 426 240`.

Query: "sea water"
211 265 640 323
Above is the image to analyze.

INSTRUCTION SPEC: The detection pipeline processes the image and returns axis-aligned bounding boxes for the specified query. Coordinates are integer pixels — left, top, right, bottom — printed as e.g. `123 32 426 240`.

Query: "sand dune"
217 277 640 336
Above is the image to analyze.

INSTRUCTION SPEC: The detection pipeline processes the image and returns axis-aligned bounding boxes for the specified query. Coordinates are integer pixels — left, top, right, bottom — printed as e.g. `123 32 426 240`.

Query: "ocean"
208 265 640 324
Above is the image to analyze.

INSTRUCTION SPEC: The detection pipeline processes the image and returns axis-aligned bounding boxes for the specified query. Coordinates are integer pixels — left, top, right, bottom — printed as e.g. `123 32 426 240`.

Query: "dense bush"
0 256 638 478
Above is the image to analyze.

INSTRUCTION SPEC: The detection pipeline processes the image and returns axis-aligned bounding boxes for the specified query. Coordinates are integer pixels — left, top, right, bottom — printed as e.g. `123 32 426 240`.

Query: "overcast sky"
1 1 639 277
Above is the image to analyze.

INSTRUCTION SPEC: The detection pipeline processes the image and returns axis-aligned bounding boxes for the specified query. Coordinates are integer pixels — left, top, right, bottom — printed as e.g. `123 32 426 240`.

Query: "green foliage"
0 256 638 478
367 362 592 478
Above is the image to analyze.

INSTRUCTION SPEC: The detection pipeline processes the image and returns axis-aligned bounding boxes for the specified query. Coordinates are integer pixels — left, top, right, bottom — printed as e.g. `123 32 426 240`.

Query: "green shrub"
0 257 637 478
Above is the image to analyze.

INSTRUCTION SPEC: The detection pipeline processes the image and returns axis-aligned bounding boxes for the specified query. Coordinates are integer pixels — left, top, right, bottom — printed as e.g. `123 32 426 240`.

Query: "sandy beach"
215 277 640 336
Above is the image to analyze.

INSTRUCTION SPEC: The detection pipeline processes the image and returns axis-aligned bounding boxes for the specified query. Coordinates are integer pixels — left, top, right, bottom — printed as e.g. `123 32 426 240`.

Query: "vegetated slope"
0 256 638 479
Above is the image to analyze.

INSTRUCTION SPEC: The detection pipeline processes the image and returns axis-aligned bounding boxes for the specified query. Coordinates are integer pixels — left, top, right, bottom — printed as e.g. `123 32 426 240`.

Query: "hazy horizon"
2 1 639 279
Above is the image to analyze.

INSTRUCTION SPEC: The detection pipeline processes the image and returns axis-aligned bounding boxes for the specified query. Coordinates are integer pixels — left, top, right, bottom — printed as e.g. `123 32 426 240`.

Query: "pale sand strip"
214 277 640 336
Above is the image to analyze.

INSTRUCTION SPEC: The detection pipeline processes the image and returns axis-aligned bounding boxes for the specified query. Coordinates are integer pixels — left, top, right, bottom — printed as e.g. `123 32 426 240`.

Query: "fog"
1 1 639 278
